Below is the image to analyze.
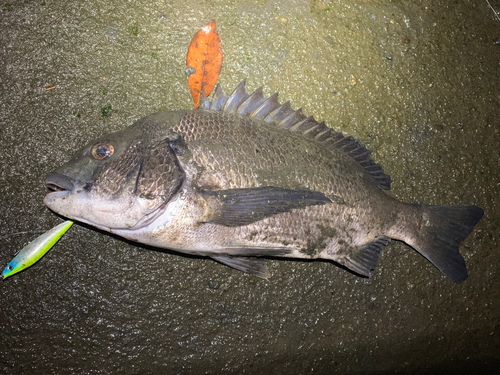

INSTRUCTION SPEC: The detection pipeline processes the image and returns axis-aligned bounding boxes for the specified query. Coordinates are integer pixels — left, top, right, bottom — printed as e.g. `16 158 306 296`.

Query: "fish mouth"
45 173 75 194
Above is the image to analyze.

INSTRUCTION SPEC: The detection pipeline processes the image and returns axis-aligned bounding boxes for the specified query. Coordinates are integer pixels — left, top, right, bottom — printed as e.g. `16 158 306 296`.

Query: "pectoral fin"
201 186 331 227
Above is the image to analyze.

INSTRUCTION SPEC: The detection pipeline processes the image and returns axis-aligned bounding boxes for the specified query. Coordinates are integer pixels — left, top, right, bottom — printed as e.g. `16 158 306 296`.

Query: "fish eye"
91 143 114 160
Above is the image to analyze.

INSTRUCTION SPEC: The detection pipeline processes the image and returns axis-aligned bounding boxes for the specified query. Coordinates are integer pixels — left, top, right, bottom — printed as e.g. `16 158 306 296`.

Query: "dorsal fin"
200 80 391 190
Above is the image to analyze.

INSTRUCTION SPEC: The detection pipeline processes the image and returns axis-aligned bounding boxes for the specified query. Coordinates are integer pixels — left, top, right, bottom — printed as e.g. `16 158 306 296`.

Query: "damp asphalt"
1 0 499 374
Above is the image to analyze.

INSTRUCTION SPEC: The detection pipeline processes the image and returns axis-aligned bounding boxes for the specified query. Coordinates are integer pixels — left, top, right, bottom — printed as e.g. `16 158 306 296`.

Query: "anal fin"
211 255 270 279
342 236 391 277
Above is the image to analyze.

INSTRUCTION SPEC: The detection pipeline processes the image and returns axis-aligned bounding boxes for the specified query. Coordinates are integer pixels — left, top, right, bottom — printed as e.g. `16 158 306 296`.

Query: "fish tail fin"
402 204 483 283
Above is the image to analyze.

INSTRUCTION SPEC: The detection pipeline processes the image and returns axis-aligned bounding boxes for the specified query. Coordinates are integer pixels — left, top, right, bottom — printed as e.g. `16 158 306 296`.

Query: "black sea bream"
44 81 483 283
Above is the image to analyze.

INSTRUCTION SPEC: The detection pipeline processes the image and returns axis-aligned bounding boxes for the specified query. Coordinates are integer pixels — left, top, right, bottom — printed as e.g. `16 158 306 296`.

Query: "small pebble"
104 25 120 41
185 66 196 78
208 280 220 290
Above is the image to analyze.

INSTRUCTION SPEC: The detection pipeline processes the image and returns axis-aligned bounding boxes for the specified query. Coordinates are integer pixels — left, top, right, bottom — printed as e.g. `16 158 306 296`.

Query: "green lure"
2 220 73 279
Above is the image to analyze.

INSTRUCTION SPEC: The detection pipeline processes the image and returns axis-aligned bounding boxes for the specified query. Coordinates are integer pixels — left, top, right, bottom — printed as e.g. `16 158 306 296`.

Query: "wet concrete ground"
1 0 499 373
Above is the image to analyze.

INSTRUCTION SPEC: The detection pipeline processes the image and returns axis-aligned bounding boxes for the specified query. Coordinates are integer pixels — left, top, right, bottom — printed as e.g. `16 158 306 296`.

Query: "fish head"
44 125 185 231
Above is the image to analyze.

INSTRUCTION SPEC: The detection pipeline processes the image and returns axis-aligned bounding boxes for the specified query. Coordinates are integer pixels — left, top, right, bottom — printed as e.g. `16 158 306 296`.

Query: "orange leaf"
186 19 223 109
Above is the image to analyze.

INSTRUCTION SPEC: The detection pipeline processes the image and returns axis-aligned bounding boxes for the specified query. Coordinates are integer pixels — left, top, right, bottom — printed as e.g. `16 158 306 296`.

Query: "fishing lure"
2 220 73 279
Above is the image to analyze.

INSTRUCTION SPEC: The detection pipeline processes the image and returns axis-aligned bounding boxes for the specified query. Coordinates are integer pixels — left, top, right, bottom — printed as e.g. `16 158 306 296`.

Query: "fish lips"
44 173 74 202
45 173 75 192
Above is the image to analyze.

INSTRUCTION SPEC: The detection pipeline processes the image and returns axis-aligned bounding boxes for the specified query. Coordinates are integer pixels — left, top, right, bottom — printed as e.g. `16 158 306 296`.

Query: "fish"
44 80 484 283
